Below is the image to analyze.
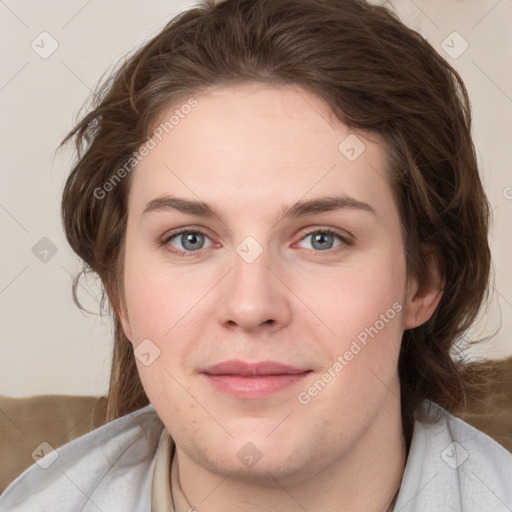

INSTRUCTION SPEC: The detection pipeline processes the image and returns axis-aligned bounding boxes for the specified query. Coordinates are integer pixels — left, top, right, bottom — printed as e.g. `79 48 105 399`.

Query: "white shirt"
1 401 511 511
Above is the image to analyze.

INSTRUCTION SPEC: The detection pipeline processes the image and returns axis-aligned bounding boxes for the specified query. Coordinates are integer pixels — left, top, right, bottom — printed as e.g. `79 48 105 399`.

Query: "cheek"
310 247 405 333
122 247 199 405
122 246 200 341
294 268 405 417
307 246 406 382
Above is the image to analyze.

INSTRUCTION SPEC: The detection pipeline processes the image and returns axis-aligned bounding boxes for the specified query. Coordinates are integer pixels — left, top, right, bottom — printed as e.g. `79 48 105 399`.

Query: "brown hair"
60 0 494 432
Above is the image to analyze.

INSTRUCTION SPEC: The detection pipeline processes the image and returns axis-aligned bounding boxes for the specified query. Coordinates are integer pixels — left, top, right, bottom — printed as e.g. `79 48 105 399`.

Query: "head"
60 0 491 473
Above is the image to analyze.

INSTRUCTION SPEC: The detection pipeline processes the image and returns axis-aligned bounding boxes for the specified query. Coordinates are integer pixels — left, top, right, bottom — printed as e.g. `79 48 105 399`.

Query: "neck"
174 385 406 512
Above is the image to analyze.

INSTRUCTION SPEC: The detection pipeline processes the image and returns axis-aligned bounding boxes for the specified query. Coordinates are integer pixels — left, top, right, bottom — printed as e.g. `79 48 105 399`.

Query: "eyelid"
162 226 210 242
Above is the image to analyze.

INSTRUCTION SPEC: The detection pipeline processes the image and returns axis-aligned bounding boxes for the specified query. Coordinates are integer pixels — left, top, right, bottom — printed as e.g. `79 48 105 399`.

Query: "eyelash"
160 227 352 258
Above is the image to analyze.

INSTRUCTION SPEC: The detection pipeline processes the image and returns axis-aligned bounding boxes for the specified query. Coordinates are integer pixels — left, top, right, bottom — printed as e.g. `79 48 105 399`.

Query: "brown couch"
1 358 511 493
0 394 107 493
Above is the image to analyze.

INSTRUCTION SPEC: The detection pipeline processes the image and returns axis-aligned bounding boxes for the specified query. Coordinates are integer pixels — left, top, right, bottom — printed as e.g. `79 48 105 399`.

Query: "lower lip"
202 373 309 398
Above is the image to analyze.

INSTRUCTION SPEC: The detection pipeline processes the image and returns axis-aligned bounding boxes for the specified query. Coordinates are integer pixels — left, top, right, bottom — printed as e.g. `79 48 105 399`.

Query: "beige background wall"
1 0 511 397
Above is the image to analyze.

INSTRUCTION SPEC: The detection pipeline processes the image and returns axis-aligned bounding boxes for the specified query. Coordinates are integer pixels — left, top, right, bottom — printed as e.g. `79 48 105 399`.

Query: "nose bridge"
215 237 290 330
233 238 272 292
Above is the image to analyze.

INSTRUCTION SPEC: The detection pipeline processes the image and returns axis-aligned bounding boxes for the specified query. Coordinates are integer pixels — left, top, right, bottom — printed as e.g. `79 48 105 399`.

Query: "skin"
118 82 443 511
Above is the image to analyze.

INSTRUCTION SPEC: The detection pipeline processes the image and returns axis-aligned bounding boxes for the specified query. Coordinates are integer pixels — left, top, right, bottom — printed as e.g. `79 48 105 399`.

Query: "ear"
403 249 445 330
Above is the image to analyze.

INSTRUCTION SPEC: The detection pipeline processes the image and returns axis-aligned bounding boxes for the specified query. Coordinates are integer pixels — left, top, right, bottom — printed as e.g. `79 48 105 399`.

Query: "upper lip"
202 359 309 376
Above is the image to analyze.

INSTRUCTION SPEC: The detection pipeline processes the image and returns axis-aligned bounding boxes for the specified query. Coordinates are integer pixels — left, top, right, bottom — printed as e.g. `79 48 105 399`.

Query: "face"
119 82 434 485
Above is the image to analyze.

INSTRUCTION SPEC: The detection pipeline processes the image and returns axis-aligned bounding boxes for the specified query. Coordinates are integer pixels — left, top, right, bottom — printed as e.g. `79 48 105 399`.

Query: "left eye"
297 230 346 251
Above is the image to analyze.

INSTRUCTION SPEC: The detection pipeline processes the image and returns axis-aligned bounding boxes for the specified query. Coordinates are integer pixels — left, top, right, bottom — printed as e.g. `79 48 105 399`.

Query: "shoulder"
0 404 165 512
395 400 512 512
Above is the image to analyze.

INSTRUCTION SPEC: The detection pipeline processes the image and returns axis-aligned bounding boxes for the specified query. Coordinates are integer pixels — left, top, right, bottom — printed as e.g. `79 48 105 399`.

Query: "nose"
215 242 291 333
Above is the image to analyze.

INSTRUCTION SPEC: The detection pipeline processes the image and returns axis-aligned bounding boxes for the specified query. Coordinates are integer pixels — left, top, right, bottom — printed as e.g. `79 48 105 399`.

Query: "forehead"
128 82 394 218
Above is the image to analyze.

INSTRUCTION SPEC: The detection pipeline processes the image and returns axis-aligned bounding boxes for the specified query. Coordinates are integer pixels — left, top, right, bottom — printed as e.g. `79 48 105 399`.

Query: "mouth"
201 360 312 399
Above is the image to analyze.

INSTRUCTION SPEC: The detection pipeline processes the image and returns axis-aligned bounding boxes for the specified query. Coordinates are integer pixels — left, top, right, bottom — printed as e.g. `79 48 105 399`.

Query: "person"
1 0 511 510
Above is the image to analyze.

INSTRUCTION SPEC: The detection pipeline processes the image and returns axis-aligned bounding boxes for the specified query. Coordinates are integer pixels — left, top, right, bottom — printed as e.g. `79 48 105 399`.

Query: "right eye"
163 229 214 256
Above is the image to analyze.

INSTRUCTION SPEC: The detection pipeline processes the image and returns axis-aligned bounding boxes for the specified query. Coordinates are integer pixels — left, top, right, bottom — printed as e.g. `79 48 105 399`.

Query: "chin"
186 429 320 484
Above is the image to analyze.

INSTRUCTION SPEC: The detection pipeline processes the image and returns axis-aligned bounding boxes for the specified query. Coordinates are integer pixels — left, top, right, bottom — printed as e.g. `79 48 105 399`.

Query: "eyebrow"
142 194 376 221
